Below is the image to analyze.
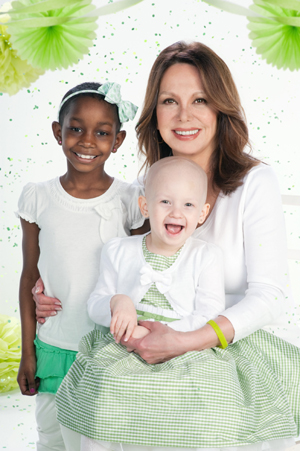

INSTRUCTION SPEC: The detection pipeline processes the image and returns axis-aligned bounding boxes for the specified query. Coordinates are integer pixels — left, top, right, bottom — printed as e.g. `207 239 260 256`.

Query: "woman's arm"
17 218 40 395
122 316 235 364
130 219 150 236
220 166 288 342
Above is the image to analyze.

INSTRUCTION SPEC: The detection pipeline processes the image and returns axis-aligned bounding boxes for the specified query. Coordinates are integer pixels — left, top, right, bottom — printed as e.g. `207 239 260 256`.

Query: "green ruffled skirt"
35 337 77 394
56 329 300 448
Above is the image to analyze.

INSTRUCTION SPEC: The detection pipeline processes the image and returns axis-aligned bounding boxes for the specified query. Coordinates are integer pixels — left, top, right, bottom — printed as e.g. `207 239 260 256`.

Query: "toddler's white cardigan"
88 234 225 332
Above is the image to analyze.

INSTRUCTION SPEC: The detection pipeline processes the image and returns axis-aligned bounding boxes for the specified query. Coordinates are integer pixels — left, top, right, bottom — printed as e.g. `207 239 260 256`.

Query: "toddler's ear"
198 203 210 225
52 121 62 145
138 196 149 218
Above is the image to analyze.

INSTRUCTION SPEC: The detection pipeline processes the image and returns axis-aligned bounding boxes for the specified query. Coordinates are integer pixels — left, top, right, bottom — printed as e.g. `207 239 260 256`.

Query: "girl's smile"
74 152 97 161
53 96 124 176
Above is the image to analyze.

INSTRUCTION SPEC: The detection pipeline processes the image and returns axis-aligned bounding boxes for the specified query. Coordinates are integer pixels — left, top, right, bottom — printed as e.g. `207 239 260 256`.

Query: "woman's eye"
163 98 175 105
194 98 206 104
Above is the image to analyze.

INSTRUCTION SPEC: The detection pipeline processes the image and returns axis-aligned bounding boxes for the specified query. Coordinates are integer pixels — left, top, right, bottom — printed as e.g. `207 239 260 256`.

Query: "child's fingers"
17 373 28 395
110 315 123 337
26 370 38 396
28 383 37 395
110 315 117 335
123 322 136 342
18 372 37 396
114 324 125 343
114 319 128 343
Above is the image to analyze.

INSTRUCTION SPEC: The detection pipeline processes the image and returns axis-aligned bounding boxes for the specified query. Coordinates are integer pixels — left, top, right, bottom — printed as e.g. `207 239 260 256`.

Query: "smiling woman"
136 42 256 197
156 64 217 172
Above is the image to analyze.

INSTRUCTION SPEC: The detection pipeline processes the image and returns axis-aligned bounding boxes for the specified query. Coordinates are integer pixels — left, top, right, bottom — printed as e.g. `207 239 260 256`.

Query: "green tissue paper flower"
7 0 98 71
0 315 21 393
248 0 300 71
0 24 44 95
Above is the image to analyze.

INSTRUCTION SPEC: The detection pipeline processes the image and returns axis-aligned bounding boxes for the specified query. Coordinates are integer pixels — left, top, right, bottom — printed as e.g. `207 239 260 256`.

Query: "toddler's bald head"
145 157 208 206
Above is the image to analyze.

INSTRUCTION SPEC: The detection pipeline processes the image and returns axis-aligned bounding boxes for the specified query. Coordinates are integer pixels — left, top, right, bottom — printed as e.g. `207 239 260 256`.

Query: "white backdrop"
1 0 300 318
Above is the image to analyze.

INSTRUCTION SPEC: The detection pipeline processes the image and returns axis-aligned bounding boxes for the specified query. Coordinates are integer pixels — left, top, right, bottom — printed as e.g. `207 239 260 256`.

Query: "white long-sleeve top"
193 163 295 343
87 234 225 332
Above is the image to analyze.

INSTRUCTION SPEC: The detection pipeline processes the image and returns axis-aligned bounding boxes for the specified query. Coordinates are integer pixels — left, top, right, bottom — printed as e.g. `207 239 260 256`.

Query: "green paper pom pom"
7 0 98 71
248 1 300 71
0 24 44 95
0 315 21 393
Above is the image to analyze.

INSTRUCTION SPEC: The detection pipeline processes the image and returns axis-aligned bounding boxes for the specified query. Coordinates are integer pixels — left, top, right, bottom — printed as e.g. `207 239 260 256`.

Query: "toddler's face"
139 163 209 254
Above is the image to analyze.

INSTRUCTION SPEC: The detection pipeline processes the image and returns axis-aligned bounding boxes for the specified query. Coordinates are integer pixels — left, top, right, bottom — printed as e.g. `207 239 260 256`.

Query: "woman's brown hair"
136 41 259 195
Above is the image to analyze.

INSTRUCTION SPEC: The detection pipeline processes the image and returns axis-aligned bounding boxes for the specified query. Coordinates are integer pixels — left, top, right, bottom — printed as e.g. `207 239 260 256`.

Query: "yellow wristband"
207 320 228 349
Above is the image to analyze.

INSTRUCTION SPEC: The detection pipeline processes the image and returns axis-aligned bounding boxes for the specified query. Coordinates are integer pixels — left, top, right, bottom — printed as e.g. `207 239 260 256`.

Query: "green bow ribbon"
97 82 138 123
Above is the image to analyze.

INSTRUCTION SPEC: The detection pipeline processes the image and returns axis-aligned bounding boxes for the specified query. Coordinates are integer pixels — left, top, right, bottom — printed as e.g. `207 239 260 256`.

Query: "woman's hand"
32 277 62 324
122 317 235 364
110 295 137 343
131 325 150 340
17 353 39 396
121 321 186 363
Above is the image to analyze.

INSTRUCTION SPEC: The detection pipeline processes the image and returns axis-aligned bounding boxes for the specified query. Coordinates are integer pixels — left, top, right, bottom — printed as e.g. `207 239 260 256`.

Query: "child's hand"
17 354 39 396
131 325 150 339
110 294 137 343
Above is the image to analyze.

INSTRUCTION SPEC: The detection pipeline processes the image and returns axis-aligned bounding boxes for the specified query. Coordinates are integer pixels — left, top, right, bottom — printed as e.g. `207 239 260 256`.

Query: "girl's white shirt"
16 176 144 351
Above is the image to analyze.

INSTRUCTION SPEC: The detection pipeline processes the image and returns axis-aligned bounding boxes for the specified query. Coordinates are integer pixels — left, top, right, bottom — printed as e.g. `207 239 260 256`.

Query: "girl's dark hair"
136 41 259 195
59 82 121 131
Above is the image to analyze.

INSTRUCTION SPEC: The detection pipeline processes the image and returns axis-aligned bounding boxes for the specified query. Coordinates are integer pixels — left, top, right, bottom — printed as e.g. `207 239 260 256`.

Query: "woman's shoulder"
220 163 279 202
240 162 281 200
244 162 278 187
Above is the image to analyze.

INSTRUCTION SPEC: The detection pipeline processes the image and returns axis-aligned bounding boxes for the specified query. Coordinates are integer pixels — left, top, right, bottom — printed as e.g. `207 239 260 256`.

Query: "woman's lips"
172 129 200 140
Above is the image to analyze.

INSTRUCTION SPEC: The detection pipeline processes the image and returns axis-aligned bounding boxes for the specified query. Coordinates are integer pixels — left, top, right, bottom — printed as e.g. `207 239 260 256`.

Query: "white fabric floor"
1 390 300 451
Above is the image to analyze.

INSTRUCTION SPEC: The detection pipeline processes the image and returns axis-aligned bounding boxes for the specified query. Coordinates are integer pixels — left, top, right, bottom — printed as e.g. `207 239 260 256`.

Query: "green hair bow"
98 82 138 123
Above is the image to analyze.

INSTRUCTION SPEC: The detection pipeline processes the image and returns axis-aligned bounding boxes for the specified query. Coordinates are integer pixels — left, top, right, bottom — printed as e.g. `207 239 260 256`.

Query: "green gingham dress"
56 239 300 449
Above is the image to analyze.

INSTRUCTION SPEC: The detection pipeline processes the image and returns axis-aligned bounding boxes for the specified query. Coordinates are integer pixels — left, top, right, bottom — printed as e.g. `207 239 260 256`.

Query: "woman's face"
156 63 218 168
